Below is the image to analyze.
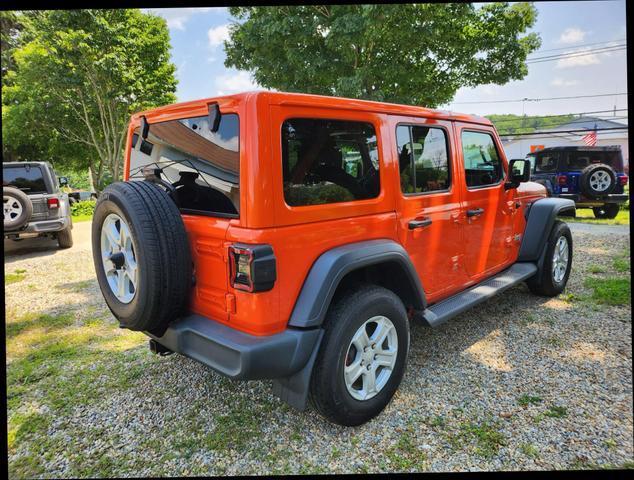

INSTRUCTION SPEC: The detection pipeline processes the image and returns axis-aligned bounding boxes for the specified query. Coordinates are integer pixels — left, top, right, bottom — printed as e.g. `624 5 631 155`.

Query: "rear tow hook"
149 339 174 356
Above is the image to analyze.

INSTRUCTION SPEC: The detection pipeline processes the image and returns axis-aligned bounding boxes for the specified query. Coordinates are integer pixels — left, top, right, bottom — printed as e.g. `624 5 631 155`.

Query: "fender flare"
518 197 576 262
288 239 426 329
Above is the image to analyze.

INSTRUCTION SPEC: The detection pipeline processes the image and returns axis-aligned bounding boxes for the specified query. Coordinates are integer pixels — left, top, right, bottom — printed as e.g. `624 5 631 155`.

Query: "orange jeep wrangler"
92 91 575 426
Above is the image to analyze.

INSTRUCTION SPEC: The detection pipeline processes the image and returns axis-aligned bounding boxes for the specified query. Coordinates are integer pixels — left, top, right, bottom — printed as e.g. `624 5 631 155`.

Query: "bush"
71 200 96 217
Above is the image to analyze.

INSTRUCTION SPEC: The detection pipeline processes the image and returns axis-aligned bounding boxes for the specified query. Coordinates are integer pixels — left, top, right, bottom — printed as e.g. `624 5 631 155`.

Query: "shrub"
71 200 96 217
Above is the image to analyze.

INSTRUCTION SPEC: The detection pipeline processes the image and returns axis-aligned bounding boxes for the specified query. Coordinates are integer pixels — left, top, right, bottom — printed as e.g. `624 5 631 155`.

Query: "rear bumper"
558 193 628 205
4 217 70 237
146 315 322 380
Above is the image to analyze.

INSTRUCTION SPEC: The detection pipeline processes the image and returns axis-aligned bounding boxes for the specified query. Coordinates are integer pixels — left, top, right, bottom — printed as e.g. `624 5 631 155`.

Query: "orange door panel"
454 124 517 279
390 116 467 301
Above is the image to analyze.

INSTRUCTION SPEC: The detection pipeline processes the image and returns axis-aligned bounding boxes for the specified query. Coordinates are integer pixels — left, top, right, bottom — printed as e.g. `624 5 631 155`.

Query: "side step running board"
422 263 537 328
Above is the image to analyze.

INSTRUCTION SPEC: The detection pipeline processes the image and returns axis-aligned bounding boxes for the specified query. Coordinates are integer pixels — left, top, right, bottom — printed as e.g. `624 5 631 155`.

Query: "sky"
146 1 628 118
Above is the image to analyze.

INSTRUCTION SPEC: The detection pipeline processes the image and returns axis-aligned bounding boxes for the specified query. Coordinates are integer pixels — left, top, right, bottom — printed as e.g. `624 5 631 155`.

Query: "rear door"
391 117 467 301
454 125 515 279
126 111 242 324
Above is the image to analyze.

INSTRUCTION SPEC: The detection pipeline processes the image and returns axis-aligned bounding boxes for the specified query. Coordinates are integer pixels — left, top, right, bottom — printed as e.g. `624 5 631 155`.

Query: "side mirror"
505 159 531 190
58 176 68 187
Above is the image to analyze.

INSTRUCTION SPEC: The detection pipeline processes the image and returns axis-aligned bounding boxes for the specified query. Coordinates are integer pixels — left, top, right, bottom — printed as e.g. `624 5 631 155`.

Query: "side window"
281 118 380 206
535 153 560 173
396 125 450 194
461 131 503 188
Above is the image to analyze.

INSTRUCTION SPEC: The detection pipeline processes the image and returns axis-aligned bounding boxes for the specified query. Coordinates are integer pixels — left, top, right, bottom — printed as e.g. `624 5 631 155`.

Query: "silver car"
3 161 73 248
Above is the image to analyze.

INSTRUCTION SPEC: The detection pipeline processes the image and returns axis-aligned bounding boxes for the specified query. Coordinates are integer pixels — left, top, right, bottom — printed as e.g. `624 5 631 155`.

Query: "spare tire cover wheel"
581 164 616 196
3 186 33 230
92 181 192 335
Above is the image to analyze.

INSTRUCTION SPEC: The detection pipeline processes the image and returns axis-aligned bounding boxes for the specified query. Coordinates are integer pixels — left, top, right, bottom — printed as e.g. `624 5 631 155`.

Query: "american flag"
582 127 597 146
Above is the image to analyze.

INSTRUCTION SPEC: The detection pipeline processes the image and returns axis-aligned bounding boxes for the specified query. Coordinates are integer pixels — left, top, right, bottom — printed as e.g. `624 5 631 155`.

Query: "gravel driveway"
5 221 632 476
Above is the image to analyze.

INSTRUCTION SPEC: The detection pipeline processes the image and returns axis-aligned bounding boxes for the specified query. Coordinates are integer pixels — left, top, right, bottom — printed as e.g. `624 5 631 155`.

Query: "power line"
498 126 629 137
449 92 628 105
534 38 626 54
488 109 628 126
526 44 626 63
526 45 626 64
496 117 628 135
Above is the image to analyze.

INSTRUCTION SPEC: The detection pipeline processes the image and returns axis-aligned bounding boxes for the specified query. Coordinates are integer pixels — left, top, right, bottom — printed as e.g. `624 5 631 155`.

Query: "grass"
455 421 506 458
564 207 629 225
588 264 607 274
6 309 148 478
544 405 568 418
584 277 631 306
71 214 93 223
520 443 540 459
517 394 543 408
382 425 427 471
6 269 27 285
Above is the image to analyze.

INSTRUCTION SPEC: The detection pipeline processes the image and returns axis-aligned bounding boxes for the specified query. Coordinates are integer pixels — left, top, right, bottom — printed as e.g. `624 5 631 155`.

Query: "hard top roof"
527 145 622 154
134 90 492 126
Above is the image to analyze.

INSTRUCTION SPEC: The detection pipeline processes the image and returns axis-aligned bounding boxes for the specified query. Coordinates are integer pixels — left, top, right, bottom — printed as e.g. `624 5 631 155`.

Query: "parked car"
3 161 73 248
67 190 98 205
92 91 575 426
527 145 628 219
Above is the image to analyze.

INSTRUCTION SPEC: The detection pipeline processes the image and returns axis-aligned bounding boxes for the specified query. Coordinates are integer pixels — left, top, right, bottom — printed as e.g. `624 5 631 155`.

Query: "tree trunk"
88 164 98 193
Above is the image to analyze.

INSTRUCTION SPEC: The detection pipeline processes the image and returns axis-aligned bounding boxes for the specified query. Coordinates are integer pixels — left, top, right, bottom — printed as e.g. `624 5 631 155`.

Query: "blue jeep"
527 146 629 219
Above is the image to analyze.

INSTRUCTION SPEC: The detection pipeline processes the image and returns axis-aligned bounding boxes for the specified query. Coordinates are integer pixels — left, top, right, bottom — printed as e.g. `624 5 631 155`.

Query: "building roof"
546 115 628 132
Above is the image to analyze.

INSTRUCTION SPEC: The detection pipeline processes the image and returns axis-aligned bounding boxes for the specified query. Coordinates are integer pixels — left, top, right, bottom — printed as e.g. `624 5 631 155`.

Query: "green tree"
2 9 177 191
224 3 541 107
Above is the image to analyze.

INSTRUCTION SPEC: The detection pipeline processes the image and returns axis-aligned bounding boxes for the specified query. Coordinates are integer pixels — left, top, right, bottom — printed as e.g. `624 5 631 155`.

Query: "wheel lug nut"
374 355 377 360
366 365 371 370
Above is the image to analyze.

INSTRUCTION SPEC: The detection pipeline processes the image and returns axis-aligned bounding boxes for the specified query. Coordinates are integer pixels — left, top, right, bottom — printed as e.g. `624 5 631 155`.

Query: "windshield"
129 113 240 216
3 165 47 193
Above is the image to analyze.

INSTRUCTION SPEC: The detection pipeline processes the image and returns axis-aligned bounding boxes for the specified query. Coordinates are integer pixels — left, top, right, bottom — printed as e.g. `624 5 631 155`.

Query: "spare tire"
92 181 192 336
4 186 33 231
580 164 616 198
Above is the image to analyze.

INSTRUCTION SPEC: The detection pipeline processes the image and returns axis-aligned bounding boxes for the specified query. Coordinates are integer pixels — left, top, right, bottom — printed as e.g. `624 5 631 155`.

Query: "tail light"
229 244 276 293
47 198 59 209
557 175 568 186
619 175 628 186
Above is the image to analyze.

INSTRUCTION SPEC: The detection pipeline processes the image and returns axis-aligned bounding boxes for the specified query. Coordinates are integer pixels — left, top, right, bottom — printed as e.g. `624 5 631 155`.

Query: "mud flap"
271 330 324 411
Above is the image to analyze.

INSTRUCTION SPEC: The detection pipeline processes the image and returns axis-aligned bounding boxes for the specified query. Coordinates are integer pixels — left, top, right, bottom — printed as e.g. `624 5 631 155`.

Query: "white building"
500 116 629 169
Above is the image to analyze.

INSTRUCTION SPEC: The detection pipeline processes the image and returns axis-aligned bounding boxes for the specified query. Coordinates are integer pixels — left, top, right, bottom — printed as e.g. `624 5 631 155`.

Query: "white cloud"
556 47 601 68
550 77 579 87
146 7 218 31
558 27 587 44
208 24 230 47
215 71 260 96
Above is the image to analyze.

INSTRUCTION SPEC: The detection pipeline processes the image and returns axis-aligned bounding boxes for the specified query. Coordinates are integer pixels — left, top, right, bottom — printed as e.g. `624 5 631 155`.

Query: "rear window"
3 165 47 193
281 118 380 206
565 150 623 171
129 113 240 216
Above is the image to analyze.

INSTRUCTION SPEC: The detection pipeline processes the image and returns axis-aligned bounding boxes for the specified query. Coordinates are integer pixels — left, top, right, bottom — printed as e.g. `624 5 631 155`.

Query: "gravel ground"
5 221 633 476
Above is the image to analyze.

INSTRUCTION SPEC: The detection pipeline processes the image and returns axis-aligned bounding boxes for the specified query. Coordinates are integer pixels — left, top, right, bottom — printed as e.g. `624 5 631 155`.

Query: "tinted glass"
534 152 560 173
566 150 623 171
396 125 450 193
129 113 240 216
3 165 47 193
282 118 380 206
461 131 503 188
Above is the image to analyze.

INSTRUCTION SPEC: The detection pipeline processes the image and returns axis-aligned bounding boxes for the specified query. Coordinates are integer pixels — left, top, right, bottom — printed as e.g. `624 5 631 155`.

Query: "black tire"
309 284 410 426
580 163 616 198
57 225 73 249
3 186 33 231
592 203 620 219
526 220 573 297
92 181 192 336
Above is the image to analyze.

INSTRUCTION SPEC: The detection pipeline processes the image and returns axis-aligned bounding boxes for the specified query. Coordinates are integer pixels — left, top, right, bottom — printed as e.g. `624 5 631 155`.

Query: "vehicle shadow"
4 237 61 263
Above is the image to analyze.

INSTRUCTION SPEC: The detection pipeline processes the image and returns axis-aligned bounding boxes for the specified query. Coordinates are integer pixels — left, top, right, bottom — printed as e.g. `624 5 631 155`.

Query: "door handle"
408 217 432 230
466 208 484 217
